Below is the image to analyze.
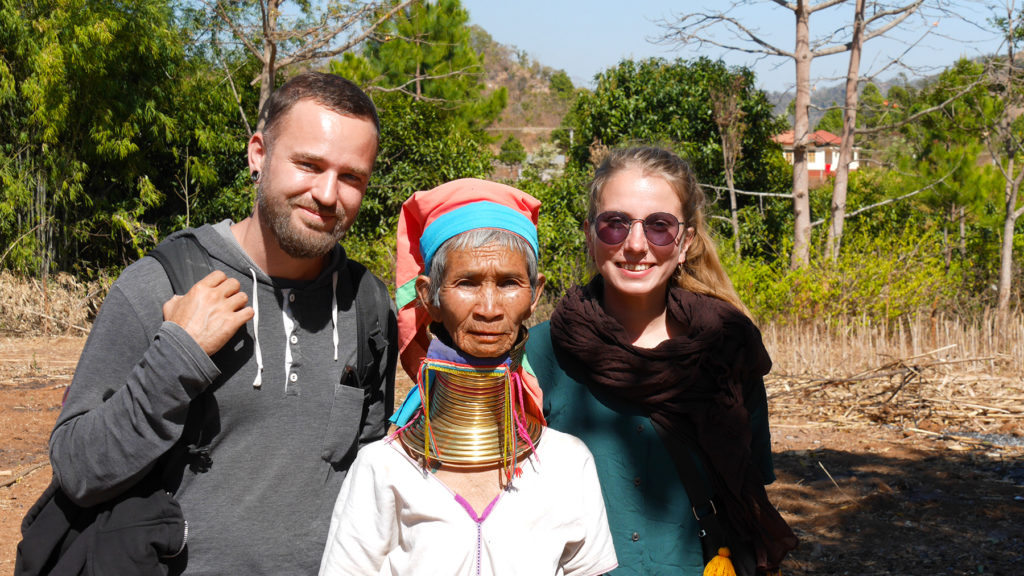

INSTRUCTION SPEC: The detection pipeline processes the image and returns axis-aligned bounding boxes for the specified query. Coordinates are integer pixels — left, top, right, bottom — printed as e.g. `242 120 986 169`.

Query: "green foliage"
332 0 506 131
559 57 788 195
887 57 1015 298
498 136 526 167
0 0 188 274
815 103 844 134
516 165 591 297
728 217 966 324
548 70 574 99
160 54 257 231
0 0 261 276
344 92 495 286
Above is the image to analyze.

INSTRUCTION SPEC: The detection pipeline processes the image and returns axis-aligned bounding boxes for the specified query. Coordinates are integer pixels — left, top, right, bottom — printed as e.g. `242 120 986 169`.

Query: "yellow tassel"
703 547 737 576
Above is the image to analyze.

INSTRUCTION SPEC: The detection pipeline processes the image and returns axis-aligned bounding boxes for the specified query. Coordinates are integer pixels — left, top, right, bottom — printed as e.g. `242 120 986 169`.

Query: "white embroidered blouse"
319 428 618 576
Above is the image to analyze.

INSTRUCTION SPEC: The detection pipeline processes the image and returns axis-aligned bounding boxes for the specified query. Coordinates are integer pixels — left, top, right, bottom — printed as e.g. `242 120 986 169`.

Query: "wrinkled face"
417 243 543 358
586 167 693 301
249 99 378 259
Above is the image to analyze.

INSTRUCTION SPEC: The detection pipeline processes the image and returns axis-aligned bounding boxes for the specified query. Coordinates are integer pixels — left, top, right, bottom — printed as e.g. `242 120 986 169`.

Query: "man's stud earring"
251 171 260 183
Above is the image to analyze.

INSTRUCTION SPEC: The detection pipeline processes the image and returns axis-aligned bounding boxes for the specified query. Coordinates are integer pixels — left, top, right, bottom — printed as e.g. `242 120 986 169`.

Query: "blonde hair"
588 146 751 317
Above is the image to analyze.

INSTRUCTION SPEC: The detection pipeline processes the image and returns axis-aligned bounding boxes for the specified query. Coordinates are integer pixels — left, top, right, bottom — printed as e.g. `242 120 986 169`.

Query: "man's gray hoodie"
49 221 395 574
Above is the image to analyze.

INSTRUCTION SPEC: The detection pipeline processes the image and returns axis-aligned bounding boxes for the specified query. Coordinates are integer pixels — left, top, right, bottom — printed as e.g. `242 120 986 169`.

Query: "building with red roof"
772 130 859 186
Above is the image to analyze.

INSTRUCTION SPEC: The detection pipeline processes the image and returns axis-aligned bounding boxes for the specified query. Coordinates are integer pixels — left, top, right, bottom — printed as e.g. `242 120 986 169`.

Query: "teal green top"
524 321 775 576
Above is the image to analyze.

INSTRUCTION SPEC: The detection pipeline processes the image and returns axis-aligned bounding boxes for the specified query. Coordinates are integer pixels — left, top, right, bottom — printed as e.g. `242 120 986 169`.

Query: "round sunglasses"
593 211 683 246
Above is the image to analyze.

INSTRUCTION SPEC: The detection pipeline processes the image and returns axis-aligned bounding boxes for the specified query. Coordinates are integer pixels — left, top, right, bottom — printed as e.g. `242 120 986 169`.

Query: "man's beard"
256 175 350 259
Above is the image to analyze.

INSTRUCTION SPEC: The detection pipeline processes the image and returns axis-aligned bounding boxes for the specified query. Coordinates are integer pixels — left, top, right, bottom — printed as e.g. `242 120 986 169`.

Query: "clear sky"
461 0 1004 95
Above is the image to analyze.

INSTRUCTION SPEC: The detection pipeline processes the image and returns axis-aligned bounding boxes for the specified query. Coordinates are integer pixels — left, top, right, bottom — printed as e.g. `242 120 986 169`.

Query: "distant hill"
474 27 961 144
766 71 945 129
471 26 573 153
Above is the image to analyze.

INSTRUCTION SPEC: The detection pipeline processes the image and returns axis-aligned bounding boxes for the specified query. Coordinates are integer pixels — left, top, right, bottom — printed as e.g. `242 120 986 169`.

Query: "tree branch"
702 183 794 198
301 0 416 62
659 13 792 58
209 0 264 62
281 6 371 63
810 158 962 227
860 0 925 43
363 66 481 95
806 0 851 13
219 55 252 138
856 75 987 135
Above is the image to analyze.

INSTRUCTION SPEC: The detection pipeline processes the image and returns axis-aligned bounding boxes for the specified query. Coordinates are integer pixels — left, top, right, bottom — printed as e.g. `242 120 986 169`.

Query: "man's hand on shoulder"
163 271 255 356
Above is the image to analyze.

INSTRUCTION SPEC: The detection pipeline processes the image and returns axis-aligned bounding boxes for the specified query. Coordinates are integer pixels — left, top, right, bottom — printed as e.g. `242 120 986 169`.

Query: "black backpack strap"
149 233 213 295
146 232 215 480
347 260 389 387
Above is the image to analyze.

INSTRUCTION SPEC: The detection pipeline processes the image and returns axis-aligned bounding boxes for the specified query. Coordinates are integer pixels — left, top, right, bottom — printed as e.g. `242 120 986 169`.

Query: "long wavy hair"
587 146 751 317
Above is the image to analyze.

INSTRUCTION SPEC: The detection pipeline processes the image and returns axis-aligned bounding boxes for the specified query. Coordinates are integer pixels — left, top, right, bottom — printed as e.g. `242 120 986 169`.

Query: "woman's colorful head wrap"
394 178 545 423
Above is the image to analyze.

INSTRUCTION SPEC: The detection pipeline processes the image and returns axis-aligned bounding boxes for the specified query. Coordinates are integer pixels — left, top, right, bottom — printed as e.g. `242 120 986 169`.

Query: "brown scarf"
550 279 797 571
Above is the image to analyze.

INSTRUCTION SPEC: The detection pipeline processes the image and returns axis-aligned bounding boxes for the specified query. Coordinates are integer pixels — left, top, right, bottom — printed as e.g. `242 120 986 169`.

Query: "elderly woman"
319 179 617 576
525 147 796 575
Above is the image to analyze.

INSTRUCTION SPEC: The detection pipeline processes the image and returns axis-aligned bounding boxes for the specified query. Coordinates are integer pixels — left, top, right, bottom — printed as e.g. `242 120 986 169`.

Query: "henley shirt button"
636 424 644 432
634 477 642 487
289 373 298 382
631 532 640 542
288 293 296 303
289 335 298 344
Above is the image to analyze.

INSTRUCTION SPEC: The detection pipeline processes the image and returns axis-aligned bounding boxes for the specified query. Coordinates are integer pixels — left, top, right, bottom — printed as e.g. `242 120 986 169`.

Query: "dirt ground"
1 335 1021 575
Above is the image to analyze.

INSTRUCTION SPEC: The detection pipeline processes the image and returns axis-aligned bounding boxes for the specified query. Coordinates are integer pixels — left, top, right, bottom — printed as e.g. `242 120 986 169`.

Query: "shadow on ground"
769 446 1023 575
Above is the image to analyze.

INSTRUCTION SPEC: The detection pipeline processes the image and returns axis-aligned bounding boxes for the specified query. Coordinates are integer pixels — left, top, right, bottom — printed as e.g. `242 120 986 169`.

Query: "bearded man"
45 72 396 574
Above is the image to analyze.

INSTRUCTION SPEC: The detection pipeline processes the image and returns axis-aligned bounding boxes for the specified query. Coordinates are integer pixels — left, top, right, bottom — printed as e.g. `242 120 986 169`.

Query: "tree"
344 91 494 282
330 0 506 130
826 0 869 260
898 61 989 270
549 70 574 99
516 165 591 294
498 136 527 179
661 0 936 268
710 74 749 257
559 57 786 196
816 103 845 134
1 0 187 275
201 0 415 116
985 1 1024 311
0 0 35 272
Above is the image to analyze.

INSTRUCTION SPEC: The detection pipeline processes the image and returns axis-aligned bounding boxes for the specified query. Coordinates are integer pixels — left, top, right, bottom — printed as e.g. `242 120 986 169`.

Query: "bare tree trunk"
727 170 741 258
993 0 1024 313
34 164 53 334
790 0 813 269
415 60 422 100
711 75 746 260
958 205 967 260
256 0 280 128
212 0 416 123
826 0 865 261
183 146 191 229
943 204 955 271
997 159 1023 311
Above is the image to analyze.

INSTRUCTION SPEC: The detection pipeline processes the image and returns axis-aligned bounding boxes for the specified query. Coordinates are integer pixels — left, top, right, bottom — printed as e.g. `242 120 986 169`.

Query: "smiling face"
249 98 378 259
416 243 544 358
586 167 693 304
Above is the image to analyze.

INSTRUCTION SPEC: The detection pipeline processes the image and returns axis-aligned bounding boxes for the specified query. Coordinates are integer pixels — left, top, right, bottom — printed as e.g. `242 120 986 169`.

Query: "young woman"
525 147 797 575
319 179 617 576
